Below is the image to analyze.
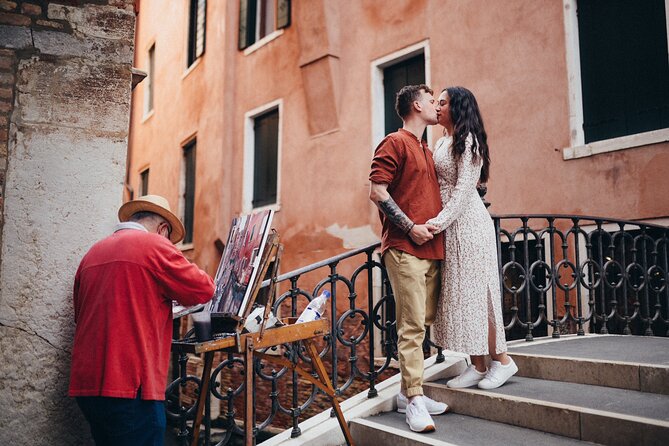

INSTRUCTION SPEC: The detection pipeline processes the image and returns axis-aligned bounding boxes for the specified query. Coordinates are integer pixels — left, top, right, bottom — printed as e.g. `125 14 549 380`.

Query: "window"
144 44 155 116
576 0 669 143
238 0 291 50
139 168 149 196
252 109 279 208
187 0 206 67
383 54 426 135
181 140 196 244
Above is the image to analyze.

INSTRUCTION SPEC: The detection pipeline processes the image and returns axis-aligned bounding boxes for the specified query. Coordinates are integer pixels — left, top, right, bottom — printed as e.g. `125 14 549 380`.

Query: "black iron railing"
167 215 668 445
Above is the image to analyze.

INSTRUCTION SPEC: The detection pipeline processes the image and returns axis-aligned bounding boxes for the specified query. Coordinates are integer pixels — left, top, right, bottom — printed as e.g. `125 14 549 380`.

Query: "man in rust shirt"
369 84 447 433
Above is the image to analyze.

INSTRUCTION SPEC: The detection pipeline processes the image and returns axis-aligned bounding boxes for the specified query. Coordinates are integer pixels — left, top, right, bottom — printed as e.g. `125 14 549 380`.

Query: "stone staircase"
349 335 669 446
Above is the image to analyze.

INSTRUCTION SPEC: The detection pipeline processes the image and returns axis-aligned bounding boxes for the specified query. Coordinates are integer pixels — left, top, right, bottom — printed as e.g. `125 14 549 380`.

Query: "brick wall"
0 46 15 253
0 1 135 444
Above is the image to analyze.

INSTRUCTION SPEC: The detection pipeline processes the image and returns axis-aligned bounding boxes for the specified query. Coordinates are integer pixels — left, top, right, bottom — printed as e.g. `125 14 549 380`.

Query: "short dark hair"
395 84 433 119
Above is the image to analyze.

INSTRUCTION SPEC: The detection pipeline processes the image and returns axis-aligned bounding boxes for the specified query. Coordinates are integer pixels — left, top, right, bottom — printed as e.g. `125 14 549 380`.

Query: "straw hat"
118 195 185 244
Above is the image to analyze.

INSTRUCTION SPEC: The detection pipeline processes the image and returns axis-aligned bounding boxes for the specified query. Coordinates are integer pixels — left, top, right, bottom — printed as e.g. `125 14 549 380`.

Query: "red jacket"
69 228 215 400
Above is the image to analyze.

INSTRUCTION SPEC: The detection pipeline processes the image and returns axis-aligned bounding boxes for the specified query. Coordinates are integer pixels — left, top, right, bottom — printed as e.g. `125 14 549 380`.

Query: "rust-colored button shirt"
369 128 444 260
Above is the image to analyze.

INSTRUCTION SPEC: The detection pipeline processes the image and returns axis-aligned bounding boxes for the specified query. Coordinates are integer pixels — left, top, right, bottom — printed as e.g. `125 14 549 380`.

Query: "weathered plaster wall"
0 1 135 444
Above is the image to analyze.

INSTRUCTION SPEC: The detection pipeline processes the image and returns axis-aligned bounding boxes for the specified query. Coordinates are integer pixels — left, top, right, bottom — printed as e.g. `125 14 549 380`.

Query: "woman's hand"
408 224 439 245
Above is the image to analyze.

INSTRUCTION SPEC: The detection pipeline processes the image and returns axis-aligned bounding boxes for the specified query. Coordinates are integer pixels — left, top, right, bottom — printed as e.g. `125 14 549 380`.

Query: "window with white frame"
371 41 431 149
564 0 669 157
238 0 291 50
180 140 196 245
383 53 426 136
252 109 279 208
187 0 206 67
577 0 668 143
139 168 149 196
243 101 281 212
144 44 155 116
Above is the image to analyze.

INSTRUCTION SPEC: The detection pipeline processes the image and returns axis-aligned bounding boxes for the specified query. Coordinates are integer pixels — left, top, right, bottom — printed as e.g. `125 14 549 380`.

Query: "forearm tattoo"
378 196 414 234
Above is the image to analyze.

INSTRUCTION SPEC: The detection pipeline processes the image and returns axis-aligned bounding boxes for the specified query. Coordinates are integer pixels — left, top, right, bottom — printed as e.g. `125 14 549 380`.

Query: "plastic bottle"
296 290 331 323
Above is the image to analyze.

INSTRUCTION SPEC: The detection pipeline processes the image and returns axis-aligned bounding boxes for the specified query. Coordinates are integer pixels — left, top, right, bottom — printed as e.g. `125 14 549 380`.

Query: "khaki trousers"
383 248 440 397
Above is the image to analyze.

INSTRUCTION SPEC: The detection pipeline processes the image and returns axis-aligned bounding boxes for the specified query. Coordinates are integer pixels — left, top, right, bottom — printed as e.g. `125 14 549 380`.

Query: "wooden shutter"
277 0 290 29
183 141 197 244
577 0 669 143
239 0 255 50
383 54 425 135
195 0 206 58
253 110 279 208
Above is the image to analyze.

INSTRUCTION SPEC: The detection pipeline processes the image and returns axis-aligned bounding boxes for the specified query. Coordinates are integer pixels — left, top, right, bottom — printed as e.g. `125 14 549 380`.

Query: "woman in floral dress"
426 86 518 390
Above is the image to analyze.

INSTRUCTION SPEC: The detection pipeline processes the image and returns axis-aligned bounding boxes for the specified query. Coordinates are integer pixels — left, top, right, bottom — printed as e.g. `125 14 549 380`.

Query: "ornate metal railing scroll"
166 214 668 444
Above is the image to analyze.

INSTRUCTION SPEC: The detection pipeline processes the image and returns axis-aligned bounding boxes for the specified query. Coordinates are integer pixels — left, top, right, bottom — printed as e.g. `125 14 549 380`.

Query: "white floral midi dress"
426 133 507 355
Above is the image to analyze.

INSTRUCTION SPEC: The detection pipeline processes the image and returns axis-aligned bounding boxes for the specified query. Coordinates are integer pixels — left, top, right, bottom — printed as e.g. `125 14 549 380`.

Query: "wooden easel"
171 231 354 446
171 318 354 446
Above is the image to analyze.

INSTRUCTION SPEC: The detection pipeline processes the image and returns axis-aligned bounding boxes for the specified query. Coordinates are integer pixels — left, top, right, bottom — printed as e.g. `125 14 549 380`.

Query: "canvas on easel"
208 210 274 330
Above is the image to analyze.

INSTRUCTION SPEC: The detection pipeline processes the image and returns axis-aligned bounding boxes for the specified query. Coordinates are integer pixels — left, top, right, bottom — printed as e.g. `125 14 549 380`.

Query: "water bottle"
296 290 331 323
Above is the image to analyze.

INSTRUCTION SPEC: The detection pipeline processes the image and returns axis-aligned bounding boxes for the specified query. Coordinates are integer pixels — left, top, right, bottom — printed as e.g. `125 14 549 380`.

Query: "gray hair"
129 211 167 225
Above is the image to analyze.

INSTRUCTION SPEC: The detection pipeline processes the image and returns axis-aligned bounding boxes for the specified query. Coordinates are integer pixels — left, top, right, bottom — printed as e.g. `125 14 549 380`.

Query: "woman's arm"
426 134 480 233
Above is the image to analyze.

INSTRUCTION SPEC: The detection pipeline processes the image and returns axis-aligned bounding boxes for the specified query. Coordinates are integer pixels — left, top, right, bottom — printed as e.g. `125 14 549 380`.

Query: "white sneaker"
405 398 436 433
478 358 518 390
397 393 448 415
446 365 486 388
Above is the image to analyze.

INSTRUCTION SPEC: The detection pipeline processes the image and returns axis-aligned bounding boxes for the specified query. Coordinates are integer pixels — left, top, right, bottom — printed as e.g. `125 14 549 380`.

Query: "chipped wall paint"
0 2 135 444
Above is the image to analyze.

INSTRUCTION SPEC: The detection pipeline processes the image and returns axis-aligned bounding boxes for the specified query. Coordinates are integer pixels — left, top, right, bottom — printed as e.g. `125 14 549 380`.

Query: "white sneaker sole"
446 379 483 389
409 423 436 433
398 406 449 415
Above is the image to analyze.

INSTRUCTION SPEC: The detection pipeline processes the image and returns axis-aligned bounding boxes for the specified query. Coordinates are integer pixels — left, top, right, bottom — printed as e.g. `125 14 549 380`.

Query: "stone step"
350 411 603 446
507 335 669 394
424 376 669 446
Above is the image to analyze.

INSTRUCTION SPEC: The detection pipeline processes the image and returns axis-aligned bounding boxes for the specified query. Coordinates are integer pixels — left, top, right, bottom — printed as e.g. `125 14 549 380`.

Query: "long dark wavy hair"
445 86 491 183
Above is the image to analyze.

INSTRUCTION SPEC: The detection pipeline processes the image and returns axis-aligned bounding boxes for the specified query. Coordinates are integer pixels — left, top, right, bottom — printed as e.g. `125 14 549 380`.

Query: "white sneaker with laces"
405 397 436 433
397 393 448 415
446 365 486 388
478 358 518 390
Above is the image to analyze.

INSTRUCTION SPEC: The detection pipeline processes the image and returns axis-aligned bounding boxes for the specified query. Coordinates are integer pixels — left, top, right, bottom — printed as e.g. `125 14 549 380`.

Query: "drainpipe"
124 67 147 201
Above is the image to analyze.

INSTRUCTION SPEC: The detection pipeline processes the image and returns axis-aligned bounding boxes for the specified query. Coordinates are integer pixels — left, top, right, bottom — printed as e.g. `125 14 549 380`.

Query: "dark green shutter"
253 109 279 208
239 0 257 50
183 141 197 244
577 0 669 143
383 54 426 135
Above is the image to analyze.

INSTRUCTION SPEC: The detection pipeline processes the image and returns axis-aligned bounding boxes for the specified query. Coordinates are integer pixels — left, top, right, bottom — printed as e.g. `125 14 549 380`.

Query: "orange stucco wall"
128 0 669 279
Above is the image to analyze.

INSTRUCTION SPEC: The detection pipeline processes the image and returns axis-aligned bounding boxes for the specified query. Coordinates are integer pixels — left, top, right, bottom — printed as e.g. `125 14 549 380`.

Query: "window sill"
562 128 669 160
182 57 202 80
179 243 194 252
141 109 154 124
245 202 281 214
243 29 284 56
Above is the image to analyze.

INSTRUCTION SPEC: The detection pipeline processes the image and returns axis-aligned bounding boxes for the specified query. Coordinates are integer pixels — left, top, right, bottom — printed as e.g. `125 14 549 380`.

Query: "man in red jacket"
69 195 215 445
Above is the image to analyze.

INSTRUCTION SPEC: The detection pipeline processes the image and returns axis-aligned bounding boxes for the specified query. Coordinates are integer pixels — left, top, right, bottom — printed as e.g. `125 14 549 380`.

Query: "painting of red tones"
208 209 274 318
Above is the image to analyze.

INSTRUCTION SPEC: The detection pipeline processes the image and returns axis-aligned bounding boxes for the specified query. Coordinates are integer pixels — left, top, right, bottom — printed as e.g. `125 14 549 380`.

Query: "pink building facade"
127 0 669 279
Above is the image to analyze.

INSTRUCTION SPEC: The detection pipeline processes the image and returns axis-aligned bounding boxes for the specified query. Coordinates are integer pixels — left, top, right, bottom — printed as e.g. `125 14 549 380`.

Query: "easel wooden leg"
191 351 214 446
303 339 355 446
244 337 255 446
